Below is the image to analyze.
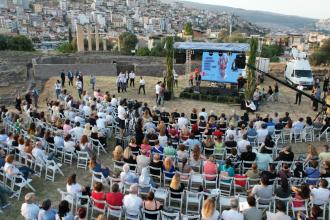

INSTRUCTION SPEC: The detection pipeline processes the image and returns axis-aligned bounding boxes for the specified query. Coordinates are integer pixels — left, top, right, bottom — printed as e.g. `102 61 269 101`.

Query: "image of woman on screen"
218 53 229 80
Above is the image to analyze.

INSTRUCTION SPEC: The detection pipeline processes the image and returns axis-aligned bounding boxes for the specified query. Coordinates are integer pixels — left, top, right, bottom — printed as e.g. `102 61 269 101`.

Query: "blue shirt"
305 167 320 185
247 128 257 137
0 157 5 167
39 209 57 220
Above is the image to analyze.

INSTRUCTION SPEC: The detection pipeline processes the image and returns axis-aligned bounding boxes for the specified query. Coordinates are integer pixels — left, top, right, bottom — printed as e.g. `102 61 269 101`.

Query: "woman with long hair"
292 183 311 209
190 145 205 168
143 191 162 220
66 173 90 197
275 177 291 198
169 173 184 198
201 197 219 220
123 147 137 165
163 156 175 178
79 135 93 156
140 138 151 156
135 118 144 146
91 182 106 209
190 108 198 124
112 145 123 161
304 145 319 162
56 200 74 220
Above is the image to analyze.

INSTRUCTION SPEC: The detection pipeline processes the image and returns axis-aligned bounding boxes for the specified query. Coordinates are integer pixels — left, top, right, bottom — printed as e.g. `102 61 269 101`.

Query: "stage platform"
179 86 243 104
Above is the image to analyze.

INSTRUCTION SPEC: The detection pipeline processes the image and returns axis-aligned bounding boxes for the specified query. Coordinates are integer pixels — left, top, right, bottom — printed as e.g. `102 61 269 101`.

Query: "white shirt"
64 141 76 153
129 72 136 79
74 116 84 124
155 84 161 94
177 117 189 129
140 78 145 85
54 83 61 90
21 203 40 220
257 128 268 143
4 162 19 178
82 105 91 116
118 105 126 120
96 118 106 129
202 210 220 220
32 147 47 161
266 211 291 220
246 102 256 111
111 98 118 107
123 194 142 215
297 85 304 91
66 183 82 196
222 209 244 220
311 187 330 205
76 81 82 89
199 112 208 121
237 139 250 155
70 127 84 140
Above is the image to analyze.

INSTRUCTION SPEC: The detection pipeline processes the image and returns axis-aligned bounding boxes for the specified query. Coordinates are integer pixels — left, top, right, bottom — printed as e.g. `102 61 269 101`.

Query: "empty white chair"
76 151 89 170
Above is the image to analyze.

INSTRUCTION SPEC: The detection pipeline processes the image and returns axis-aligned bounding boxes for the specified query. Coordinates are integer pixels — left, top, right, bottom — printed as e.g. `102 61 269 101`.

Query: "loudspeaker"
235 54 246 69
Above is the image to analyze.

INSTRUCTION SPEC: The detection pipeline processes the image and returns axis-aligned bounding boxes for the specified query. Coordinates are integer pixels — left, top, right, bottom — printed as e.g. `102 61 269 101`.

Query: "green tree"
165 37 174 98
261 44 284 58
310 38 330 65
245 38 258 100
136 47 150 56
57 42 76 53
7 35 34 51
217 31 247 43
0 35 8 50
184 22 193 35
119 32 138 54
150 43 165 57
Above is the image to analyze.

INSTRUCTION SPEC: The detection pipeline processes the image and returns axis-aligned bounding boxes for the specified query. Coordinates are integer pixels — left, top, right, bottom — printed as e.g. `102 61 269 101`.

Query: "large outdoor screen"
201 52 243 83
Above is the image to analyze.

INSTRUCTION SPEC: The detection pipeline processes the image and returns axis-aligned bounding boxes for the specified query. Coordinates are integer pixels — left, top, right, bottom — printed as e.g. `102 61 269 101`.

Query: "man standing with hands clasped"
295 83 303 105
129 70 136 87
138 76 146 95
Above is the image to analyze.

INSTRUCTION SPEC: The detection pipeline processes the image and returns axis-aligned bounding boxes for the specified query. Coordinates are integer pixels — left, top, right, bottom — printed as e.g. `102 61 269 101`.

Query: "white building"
0 0 8 9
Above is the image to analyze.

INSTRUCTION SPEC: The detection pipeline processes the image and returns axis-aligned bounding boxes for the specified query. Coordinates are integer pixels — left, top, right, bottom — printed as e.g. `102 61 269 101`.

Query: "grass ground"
2 74 325 219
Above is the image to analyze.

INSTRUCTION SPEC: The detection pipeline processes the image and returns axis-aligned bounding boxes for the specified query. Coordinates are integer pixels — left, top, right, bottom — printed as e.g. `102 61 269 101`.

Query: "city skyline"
188 0 330 19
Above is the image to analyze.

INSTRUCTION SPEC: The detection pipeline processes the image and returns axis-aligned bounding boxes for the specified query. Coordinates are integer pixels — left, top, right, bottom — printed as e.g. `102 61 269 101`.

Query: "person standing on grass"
54 80 62 99
129 70 136 87
155 81 161 104
295 83 303 105
32 87 39 108
67 70 74 86
138 76 146 95
60 70 65 87
76 78 83 99
274 83 279 102
157 83 165 107
90 75 96 91
173 70 178 88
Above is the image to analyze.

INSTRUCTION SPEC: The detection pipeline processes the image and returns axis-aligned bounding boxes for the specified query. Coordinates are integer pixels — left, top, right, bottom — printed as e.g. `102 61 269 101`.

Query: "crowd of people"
1 71 330 220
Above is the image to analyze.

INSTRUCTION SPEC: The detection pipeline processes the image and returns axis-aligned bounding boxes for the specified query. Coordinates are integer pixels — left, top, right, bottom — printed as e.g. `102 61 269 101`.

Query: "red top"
203 161 218 180
106 192 124 208
213 130 223 138
92 191 106 209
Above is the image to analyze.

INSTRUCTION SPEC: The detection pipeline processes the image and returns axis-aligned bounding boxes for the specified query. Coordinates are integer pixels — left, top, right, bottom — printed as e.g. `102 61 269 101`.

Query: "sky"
187 0 330 19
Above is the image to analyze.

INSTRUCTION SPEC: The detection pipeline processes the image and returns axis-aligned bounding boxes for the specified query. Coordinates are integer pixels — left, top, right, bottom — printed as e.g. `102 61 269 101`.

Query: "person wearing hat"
123 184 142 216
21 193 40 220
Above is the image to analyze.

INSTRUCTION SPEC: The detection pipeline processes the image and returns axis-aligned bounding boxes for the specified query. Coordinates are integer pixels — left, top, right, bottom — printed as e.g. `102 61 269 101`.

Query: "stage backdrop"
201 52 243 83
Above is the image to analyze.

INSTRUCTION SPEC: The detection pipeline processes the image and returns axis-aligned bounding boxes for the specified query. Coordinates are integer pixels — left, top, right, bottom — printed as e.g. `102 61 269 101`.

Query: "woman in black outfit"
135 118 144 146
263 135 275 154
15 93 22 113
190 108 198 124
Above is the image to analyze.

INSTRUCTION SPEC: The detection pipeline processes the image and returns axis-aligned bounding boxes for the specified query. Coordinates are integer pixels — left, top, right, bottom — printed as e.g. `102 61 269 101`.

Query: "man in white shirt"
111 95 118 107
70 122 84 140
155 82 161 104
257 123 268 143
54 132 64 149
173 70 178 88
96 116 107 130
129 71 136 87
76 79 83 99
32 142 54 161
177 113 189 129
237 134 250 156
82 103 91 117
198 108 208 121
117 100 126 138
138 76 146 95
123 184 142 216
222 198 244 220
311 179 330 206
21 193 40 220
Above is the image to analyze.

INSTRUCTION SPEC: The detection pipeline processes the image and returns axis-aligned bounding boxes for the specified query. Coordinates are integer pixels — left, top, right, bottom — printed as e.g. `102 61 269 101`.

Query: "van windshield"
295 70 312 78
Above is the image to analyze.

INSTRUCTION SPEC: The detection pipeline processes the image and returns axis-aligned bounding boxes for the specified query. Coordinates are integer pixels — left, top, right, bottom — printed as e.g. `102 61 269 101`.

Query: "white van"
284 49 314 89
